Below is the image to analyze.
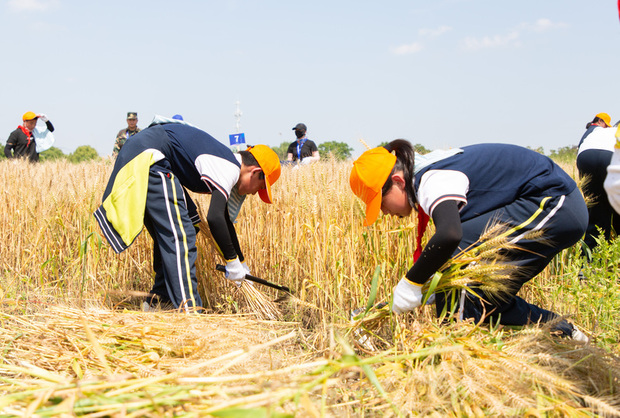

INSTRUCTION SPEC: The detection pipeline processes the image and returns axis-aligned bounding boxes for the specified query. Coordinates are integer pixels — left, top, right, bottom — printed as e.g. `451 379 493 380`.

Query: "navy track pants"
143 162 202 310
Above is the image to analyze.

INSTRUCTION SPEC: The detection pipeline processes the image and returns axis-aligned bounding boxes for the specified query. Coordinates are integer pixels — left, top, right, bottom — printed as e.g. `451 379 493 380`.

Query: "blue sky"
1 0 619 158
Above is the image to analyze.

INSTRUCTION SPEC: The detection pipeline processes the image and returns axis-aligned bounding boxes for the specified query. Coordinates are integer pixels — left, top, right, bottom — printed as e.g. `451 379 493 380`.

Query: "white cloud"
390 42 424 55
419 25 452 38
8 0 59 12
461 18 566 51
390 24 451 56
526 18 568 32
461 31 520 51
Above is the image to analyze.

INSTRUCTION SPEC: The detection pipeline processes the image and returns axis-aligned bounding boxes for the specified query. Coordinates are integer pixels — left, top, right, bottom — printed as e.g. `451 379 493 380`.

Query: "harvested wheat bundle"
349 302 393 353
235 280 282 321
422 220 546 305
348 221 548 352
194 202 284 321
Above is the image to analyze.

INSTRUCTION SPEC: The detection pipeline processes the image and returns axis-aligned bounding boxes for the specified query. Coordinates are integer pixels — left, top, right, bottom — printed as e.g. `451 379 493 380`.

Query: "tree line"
0 145 100 163
1 141 579 164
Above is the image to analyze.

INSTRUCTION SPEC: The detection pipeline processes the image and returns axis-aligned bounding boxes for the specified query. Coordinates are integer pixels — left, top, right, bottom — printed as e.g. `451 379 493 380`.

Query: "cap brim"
258 179 273 204
364 191 382 226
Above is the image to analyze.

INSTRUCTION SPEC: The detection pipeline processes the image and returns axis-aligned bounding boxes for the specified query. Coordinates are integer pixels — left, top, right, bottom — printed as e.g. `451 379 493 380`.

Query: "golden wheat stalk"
194 200 285 321
424 220 549 304
349 220 549 351
236 281 282 321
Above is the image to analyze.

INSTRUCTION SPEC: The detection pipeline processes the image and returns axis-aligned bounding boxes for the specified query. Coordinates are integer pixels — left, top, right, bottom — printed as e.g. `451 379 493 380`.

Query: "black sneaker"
142 294 175 312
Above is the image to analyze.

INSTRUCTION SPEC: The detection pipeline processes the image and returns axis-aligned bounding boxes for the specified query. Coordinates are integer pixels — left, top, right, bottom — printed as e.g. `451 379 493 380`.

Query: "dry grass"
0 157 619 416
0 304 618 416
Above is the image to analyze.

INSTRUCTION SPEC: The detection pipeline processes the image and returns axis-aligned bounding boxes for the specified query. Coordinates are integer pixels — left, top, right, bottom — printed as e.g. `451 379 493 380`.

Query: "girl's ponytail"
382 139 417 207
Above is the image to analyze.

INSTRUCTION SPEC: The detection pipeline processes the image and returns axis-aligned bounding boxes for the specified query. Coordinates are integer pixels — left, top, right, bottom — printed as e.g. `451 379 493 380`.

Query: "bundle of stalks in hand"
348 267 393 352
349 302 393 352
235 280 283 321
350 221 544 351
422 220 543 306
193 200 283 321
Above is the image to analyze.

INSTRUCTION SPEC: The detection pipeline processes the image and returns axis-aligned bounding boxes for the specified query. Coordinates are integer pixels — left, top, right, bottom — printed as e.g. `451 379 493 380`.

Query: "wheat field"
0 157 619 416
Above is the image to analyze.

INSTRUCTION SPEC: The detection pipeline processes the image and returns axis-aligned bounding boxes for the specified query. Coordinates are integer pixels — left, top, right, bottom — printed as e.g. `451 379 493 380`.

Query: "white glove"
225 258 246 286
38 114 49 122
240 261 254 287
392 277 424 314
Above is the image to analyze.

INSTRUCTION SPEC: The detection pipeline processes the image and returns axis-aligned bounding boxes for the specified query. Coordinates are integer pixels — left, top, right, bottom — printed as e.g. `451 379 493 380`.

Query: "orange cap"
248 145 281 204
22 111 37 121
349 147 397 226
596 112 612 127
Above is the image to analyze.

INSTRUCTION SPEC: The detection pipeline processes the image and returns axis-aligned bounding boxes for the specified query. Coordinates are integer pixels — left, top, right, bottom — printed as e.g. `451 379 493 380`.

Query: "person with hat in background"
4 111 55 162
94 119 281 312
349 139 589 341
113 112 141 157
576 112 620 262
286 123 320 164
582 112 612 132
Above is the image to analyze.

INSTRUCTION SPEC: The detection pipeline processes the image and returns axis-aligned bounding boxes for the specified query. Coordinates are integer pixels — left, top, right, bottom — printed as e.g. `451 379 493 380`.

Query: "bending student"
94 118 280 311
350 139 588 341
576 112 619 255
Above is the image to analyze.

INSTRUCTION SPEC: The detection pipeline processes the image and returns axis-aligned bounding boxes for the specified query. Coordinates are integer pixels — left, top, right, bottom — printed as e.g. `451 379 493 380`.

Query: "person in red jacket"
4 111 55 162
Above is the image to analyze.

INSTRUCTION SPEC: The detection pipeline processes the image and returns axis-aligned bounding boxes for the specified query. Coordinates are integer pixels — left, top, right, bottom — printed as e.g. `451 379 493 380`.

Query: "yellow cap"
596 112 612 127
22 111 37 121
248 145 281 204
349 147 397 226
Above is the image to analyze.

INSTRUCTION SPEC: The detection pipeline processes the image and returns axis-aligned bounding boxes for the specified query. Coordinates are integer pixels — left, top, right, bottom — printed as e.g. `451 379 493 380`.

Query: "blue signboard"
229 133 246 146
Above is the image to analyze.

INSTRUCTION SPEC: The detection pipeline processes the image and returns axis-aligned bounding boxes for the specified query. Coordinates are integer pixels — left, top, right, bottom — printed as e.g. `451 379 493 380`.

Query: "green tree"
68 146 99 163
318 141 354 160
39 146 66 162
270 142 290 160
549 146 578 165
378 141 430 154
413 143 430 155
527 146 545 155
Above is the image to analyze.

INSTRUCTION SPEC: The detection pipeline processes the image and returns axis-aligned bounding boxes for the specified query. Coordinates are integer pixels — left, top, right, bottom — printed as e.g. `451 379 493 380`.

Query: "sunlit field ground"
0 157 619 416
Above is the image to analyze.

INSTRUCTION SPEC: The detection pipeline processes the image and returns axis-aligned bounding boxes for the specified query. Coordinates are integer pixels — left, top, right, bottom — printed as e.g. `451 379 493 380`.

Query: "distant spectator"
4 111 55 162
582 112 612 132
172 114 184 121
286 123 320 164
576 113 618 255
113 112 141 157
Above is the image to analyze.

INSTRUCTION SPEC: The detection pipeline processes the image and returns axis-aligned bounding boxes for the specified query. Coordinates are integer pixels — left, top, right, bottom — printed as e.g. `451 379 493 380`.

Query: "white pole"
234 100 242 134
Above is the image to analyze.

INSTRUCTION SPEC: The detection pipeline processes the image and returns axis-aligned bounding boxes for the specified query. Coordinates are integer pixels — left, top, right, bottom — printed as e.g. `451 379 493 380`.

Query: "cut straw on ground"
2 159 620 415
0 304 619 416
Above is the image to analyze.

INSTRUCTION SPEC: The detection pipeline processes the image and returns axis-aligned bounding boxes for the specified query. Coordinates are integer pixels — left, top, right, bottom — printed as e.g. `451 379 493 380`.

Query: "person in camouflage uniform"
113 112 140 157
